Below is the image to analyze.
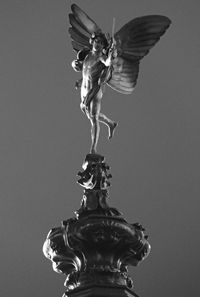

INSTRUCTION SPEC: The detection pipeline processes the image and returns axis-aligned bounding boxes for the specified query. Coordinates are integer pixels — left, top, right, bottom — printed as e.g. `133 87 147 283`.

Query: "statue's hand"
111 48 118 59
71 60 83 72
108 39 117 59
80 102 86 114
83 99 91 113
80 102 90 114
109 37 115 49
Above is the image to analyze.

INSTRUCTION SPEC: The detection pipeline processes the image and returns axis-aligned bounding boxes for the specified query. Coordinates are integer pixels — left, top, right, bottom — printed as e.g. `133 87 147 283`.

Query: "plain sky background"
0 0 200 297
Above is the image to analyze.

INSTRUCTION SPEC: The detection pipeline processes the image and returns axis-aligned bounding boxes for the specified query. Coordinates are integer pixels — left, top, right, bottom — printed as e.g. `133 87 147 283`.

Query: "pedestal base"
43 153 151 297
64 285 139 297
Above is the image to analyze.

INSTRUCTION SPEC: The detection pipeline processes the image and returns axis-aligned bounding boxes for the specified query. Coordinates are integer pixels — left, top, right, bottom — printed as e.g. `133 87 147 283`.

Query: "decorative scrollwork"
43 224 83 290
77 154 111 190
76 154 122 218
43 154 151 294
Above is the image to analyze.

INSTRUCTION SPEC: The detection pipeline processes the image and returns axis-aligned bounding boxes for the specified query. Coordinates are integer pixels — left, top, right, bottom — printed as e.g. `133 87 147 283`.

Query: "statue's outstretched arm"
71 59 83 72
71 49 90 72
100 46 117 67
100 54 112 67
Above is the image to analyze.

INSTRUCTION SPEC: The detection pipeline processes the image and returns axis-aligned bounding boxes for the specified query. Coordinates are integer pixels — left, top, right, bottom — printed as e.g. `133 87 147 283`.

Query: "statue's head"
90 33 108 52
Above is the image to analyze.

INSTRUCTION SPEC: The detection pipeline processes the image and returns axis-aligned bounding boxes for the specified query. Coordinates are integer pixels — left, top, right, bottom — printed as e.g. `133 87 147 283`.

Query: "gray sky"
0 1 200 297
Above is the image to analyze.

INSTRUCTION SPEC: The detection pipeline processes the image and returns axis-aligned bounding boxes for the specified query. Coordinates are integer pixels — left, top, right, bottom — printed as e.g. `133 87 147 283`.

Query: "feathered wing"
69 4 102 52
107 15 171 94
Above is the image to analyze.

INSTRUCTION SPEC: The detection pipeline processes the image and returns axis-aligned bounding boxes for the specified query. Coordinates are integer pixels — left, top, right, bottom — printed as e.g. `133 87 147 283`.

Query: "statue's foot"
108 122 118 140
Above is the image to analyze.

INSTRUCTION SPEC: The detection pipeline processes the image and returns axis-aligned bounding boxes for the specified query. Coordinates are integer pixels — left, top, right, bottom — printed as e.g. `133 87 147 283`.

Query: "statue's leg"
99 113 118 140
88 89 102 154
89 115 100 154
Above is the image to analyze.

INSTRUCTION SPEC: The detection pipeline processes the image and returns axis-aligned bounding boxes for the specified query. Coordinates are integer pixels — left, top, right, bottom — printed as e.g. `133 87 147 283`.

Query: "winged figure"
69 4 171 154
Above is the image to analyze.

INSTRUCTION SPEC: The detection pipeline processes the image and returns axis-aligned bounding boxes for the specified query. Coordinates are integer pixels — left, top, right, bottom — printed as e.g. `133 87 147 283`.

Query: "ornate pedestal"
43 154 151 297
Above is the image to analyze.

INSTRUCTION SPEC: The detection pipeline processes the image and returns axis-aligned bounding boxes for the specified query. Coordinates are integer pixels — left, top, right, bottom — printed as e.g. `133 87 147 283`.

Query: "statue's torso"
82 53 105 84
80 52 106 101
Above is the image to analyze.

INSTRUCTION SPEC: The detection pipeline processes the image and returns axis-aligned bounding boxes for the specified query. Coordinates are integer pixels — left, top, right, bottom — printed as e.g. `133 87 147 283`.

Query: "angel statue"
69 4 171 154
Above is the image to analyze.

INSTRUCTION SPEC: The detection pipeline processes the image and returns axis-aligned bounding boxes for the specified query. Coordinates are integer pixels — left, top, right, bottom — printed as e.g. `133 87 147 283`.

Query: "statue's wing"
107 15 171 94
69 4 102 52
106 57 140 95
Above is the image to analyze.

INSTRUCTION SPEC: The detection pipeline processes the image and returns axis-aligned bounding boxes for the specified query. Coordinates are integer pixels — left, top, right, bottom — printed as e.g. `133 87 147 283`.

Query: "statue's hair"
90 32 108 49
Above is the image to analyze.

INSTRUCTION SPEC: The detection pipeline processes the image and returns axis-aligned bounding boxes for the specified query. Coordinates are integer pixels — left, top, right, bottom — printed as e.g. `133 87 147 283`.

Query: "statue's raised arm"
68 4 171 154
